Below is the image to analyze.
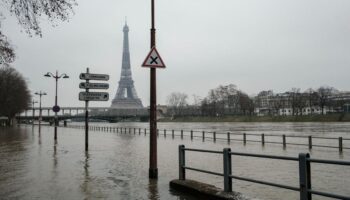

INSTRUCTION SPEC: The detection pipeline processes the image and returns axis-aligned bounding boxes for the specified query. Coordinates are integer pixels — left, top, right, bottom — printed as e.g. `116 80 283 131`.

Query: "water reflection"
81 151 90 199
148 179 159 200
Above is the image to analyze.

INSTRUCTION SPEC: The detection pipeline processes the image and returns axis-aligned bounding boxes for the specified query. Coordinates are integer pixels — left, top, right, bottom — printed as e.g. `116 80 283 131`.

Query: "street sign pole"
149 0 158 179
79 69 109 152
85 68 89 151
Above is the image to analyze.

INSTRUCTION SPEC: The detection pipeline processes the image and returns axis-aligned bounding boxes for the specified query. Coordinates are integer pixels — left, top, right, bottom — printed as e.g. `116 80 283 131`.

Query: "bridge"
17 107 166 122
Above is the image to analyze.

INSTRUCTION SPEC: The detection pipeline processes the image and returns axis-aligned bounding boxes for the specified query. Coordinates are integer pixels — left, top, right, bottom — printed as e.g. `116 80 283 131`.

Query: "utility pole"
32 100 37 126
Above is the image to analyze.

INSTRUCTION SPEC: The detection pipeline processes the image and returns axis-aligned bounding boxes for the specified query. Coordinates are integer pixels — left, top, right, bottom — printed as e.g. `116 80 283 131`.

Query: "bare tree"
0 32 15 65
317 86 337 115
288 88 301 116
0 0 76 63
304 88 318 115
166 92 188 117
238 92 254 115
0 66 31 125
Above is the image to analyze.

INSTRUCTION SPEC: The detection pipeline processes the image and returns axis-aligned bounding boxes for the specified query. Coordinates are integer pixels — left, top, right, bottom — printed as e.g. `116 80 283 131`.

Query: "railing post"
164 129 166 138
144 128 147 135
124 128 126 134
213 132 216 142
243 133 246 144
283 134 286 148
299 153 311 200
339 137 343 152
308 136 312 149
223 148 232 192
181 130 183 139
172 130 174 138
179 145 186 180
227 132 230 143
261 133 265 145
139 128 141 135
134 128 136 134
129 128 131 134
117 127 118 133
190 130 193 140
202 131 205 141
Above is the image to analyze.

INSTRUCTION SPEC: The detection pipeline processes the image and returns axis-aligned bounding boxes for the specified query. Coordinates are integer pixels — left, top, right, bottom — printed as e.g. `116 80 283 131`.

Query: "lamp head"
44 73 51 77
63 74 69 79
34 92 39 95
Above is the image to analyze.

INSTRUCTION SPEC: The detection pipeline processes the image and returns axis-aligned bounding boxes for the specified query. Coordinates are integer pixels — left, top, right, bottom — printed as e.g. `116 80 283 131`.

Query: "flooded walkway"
0 123 349 199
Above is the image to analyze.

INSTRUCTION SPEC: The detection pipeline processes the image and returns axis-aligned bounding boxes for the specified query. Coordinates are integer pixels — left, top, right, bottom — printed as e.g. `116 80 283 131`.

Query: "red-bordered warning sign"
142 47 166 68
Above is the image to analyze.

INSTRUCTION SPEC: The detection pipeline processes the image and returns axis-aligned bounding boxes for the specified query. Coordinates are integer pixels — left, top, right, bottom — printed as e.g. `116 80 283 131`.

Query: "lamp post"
31 100 38 126
34 91 47 132
44 71 69 141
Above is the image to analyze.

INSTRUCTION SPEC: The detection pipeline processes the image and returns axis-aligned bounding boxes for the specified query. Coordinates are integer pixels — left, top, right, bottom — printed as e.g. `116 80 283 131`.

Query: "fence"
64 125 349 152
178 145 350 200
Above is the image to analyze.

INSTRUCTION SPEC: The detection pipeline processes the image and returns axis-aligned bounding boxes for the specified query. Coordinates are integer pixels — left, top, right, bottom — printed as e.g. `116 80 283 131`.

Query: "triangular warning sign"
142 47 166 68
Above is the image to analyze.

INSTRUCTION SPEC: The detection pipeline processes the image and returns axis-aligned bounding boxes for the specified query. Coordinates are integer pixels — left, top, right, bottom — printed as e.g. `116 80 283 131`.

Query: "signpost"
142 47 166 68
79 68 109 151
79 73 109 81
79 82 109 90
52 105 60 113
79 92 109 101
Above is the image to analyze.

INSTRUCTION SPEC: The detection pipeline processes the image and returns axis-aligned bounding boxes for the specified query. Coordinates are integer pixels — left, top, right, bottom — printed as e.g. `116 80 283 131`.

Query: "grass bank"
158 114 350 122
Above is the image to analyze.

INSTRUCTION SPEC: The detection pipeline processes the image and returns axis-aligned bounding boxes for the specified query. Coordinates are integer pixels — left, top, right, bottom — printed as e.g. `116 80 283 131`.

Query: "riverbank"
159 114 350 122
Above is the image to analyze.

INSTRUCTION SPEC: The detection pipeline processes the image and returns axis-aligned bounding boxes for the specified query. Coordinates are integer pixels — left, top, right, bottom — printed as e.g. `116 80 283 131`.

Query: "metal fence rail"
64 125 350 152
178 145 350 200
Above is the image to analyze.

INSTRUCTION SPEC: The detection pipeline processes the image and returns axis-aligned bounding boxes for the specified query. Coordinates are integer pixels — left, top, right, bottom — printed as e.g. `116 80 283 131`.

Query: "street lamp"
31 100 38 126
34 91 47 132
44 71 69 140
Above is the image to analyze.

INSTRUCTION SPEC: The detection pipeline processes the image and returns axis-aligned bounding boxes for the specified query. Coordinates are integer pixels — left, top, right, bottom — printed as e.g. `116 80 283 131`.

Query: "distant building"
254 90 350 116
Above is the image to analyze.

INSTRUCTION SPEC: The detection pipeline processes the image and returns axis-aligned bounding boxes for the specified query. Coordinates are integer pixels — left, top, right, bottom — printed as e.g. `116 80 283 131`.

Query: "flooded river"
0 122 349 199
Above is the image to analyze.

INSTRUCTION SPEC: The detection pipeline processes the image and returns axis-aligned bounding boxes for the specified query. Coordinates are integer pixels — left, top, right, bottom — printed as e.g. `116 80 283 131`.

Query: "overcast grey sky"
2 0 350 107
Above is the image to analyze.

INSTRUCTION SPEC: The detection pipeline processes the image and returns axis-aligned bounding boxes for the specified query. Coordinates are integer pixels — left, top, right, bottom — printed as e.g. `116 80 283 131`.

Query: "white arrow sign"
79 92 109 101
80 73 109 81
79 82 109 89
142 47 166 68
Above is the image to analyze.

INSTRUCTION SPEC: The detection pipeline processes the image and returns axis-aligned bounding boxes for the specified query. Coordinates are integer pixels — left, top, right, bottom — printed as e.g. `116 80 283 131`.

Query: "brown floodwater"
0 122 349 200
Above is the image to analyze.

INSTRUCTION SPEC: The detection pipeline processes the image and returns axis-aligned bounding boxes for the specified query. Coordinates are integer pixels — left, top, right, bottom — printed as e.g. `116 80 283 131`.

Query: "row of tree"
166 84 255 117
166 84 349 117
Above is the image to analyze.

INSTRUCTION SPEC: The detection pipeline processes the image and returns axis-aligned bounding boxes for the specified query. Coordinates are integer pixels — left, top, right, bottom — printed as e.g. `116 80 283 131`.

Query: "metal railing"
178 145 350 200
63 125 349 152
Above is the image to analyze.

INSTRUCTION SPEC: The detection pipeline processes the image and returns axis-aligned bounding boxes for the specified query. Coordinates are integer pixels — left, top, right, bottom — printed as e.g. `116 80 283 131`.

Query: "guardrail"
64 125 349 152
178 145 350 200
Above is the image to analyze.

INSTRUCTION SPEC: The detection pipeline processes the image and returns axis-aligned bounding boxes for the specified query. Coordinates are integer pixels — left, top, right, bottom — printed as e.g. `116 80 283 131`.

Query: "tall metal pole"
39 93 42 132
32 100 36 126
85 68 89 151
54 70 58 140
149 0 158 179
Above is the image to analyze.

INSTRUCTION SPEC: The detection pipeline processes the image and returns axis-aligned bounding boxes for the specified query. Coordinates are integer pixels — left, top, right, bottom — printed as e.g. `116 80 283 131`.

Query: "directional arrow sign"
79 73 109 81
79 92 109 101
142 47 166 68
79 82 109 89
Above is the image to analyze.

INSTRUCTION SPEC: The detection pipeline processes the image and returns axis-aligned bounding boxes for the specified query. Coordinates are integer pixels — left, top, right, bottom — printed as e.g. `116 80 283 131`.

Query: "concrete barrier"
170 179 250 200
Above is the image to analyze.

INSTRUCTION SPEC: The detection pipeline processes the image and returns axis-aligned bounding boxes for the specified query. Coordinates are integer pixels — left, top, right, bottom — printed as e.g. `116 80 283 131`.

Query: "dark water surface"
0 122 349 200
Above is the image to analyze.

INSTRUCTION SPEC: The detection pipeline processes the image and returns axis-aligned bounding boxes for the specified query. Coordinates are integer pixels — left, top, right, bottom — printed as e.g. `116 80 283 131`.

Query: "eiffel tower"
111 22 143 108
